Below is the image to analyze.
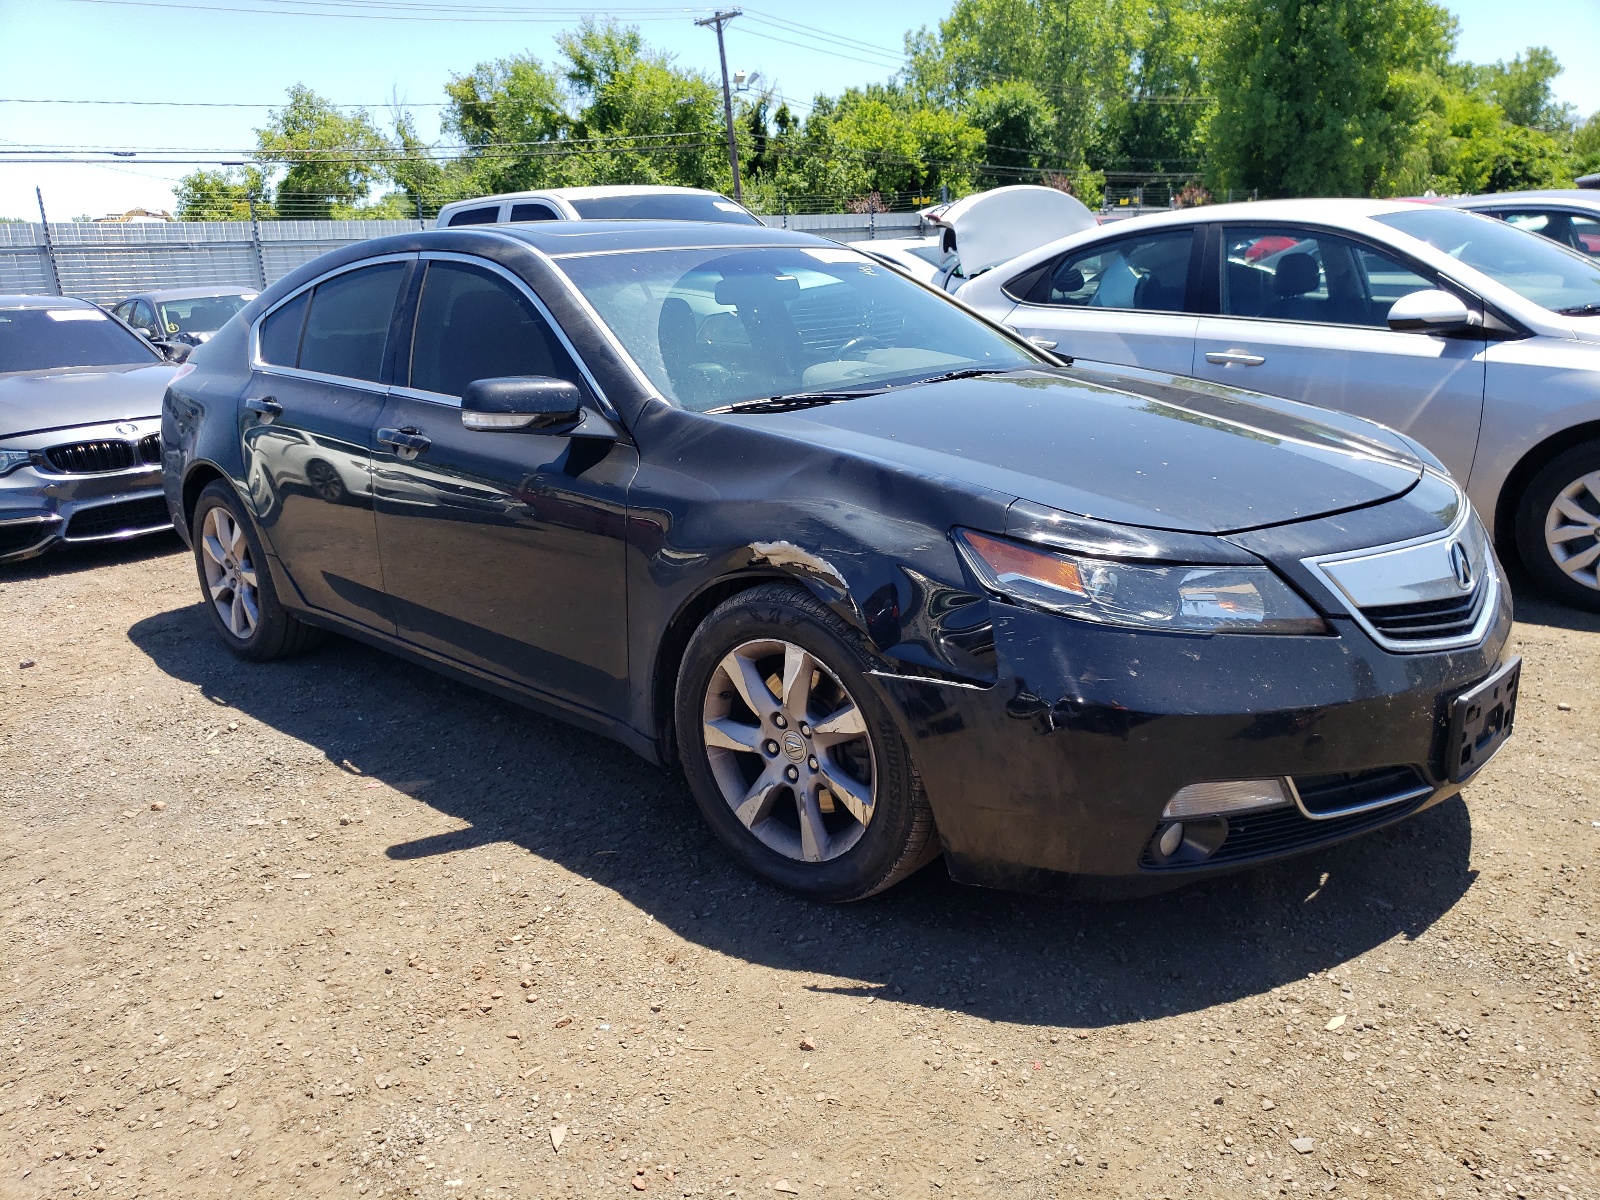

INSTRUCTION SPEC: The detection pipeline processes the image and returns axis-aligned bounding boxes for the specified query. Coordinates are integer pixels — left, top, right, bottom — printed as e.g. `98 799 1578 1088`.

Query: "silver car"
1439 191 1600 260
956 199 1600 608
0 295 178 563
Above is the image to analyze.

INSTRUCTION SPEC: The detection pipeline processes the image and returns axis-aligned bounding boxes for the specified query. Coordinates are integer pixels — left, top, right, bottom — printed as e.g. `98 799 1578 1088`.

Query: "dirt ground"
2 535 1597 1200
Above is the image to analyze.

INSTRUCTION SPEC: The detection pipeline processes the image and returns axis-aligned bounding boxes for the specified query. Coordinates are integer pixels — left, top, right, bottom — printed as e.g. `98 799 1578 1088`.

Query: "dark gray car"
0 295 178 563
110 285 258 348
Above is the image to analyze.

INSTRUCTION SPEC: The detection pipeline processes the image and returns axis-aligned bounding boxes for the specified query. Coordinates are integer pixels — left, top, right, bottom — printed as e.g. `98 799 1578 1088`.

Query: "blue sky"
1 0 1596 222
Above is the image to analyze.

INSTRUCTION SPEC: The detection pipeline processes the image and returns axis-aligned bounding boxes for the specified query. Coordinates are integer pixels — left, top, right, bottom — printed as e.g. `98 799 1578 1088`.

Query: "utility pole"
696 9 743 203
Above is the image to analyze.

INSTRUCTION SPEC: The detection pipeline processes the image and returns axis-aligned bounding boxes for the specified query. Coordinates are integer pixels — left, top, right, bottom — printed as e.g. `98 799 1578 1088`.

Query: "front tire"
191 480 320 661
675 583 938 902
1515 442 1600 611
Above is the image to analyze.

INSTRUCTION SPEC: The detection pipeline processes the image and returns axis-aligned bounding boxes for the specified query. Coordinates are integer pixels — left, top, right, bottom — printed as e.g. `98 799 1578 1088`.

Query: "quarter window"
1222 227 1434 328
408 261 582 398
1026 230 1193 313
297 262 407 383
126 300 157 333
446 205 501 227
258 290 310 367
509 202 559 222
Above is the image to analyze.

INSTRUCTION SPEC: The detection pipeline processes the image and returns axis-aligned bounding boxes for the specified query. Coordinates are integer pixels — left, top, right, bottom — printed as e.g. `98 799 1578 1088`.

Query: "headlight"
0 449 34 477
955 529 1326 635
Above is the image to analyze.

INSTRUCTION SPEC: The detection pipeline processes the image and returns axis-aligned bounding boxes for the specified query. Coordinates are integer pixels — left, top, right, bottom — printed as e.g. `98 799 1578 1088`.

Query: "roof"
0 294 97 309
483 219 826 257
446 185 728 206
129 285 260 302
1444 191 1600 207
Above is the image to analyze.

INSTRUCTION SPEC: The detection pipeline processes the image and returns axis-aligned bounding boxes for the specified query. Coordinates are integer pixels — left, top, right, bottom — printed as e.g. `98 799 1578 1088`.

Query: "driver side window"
407 261 583 399
1028 230 1194 313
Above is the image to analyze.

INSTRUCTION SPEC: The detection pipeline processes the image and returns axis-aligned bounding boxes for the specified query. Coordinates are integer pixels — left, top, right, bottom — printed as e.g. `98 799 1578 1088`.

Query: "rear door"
370 254 637 715
1190 224 1488 483
244 256 410 632
999 226 1200 375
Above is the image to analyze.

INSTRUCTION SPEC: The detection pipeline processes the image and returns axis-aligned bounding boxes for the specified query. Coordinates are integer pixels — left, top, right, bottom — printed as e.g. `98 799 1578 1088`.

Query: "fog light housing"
1162 778 1291 820
1147 816 1229 864
1157 821 1184 857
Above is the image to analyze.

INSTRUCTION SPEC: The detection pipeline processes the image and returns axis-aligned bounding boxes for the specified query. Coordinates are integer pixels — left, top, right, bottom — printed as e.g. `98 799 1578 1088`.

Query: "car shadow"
2 531 185 581
127 604 1479 1028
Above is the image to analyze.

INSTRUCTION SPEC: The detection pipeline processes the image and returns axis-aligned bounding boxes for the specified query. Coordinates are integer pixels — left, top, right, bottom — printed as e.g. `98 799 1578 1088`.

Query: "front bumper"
0 418 173 564
875 592 1514 894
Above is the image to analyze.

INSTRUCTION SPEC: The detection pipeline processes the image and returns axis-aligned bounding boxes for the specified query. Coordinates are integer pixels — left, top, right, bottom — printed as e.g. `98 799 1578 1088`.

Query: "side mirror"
163 341 192 363
460 376 615 439
1387 289 1476 334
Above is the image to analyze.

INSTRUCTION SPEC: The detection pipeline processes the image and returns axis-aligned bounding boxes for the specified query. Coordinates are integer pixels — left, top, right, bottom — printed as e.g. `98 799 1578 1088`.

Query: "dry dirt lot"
2 536 1597 1200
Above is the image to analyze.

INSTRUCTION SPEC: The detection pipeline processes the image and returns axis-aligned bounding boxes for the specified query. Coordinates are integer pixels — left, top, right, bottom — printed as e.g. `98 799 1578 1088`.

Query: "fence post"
781 195 787 230
34 188 63 296
247 197 268 289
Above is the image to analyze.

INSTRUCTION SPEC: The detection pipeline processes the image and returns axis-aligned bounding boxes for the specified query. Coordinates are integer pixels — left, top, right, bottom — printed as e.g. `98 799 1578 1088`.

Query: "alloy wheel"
200 506 260 639
1543 470 1600 591
700 638 875 863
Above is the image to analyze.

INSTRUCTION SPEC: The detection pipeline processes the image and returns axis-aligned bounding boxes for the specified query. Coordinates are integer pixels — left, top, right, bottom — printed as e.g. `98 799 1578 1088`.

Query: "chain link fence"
0 213 927 304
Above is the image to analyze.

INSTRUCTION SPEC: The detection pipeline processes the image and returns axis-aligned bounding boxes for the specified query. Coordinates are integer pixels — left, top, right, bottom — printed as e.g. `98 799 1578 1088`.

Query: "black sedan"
162 221 1517 900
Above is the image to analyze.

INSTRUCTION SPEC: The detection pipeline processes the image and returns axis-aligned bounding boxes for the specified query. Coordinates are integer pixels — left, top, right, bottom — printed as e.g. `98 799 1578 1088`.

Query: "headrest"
1274 252 1320 297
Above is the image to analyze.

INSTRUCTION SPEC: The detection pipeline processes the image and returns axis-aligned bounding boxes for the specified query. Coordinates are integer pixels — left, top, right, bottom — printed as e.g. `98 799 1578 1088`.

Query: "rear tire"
1514 441 1600 612
675 583 939 902
191 480 321 661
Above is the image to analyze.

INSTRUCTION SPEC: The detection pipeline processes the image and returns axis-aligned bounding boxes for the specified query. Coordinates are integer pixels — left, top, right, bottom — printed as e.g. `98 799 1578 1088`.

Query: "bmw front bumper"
872 588 1515 895
0 418 173 564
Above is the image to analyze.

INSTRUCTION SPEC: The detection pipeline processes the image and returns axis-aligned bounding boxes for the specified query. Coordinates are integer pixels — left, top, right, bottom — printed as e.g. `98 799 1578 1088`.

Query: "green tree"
1471 47 1576 134
254 85 393 219
1572 111 1600 180
1206 0 1458 198
173 167 273 221
966 80 1055 186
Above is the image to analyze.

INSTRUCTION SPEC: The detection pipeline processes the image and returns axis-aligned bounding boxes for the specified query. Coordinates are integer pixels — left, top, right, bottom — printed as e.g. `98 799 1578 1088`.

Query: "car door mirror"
163 341 192 363
460 376 615 439
1387 289 1476 334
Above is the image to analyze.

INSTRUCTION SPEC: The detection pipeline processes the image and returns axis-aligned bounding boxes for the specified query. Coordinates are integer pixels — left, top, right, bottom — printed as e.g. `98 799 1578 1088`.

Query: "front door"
371 256 637 716
1000 226 1200 375
244 258 410 631
1191 225 1487 482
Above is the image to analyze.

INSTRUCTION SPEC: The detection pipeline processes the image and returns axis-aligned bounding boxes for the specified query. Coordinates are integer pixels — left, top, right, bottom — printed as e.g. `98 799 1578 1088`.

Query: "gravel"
1 537 1597 1199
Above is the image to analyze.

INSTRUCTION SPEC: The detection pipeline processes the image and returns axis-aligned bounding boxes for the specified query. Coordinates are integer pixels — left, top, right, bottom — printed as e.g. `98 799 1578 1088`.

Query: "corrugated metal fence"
0 213 926 303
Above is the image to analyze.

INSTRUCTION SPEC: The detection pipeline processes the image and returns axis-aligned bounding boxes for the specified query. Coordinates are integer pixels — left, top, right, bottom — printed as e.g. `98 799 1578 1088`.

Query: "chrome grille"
1361 586 1487 644
138 433 162 464
43 437 157 474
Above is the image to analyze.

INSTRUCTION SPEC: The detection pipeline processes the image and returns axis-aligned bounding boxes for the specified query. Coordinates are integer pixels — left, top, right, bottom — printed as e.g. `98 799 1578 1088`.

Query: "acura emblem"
115 422 139 437
1448 541 1474 591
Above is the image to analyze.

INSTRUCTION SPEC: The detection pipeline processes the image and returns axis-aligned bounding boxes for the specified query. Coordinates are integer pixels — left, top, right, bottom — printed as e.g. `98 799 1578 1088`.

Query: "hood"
0 363 178 440
752 368 1423 535
923 185 1097 276
1567 316 1600 345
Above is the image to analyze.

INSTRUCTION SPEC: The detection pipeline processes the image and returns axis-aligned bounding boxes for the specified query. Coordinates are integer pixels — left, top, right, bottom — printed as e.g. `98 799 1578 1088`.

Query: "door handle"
1204 350 1266 367
244 395 283 421
377 427 432 456
1004 325 1058 351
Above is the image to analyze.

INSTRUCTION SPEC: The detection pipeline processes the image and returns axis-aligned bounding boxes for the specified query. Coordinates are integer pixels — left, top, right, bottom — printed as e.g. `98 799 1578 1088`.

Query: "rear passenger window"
509 203 559 222
408 261 582 398
257 290 309 366
1028 231 1193 312
446 206 501 227
298 262 406 383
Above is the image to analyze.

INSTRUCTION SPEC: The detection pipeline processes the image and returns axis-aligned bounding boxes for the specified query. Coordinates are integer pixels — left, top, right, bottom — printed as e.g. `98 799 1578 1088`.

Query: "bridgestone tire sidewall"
1515 443 1600 613
675 585 930 902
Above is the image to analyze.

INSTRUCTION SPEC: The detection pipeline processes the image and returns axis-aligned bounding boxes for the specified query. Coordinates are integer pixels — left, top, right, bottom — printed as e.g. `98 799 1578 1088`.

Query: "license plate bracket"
1449 657 1520 783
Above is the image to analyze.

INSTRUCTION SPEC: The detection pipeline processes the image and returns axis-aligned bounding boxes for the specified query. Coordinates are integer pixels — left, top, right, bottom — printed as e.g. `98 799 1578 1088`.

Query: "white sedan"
956 199 1600 608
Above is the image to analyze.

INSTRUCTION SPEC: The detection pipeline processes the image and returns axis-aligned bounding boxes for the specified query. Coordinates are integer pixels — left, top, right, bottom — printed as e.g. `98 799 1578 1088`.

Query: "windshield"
568 193 761 225
1374 207 1600 314
157 292 252 336
0 306 160 373
556 244 1039 412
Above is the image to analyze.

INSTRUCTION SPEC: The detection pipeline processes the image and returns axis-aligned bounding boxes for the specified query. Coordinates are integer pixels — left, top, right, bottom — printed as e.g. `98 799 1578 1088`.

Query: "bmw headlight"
955 529 1326 635
0 449 34 477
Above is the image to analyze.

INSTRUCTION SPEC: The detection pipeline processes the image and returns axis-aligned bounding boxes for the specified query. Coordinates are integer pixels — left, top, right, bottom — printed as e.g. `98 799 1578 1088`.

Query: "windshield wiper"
894 366 1017 388
1557 302 1600 317
704 390 883 415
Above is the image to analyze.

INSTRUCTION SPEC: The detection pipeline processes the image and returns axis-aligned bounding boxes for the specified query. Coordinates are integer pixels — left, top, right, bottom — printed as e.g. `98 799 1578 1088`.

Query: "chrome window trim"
1300 486 1500 654
248 252 418 380
492 232 667 403
411 250 618 420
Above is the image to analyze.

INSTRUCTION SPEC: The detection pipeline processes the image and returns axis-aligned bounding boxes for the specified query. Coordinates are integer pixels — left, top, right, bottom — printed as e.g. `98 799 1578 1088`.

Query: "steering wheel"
837 335 887 360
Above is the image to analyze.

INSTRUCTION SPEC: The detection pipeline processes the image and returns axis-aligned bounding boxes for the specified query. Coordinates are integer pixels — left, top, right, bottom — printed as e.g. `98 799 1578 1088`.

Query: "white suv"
434 185 760 229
